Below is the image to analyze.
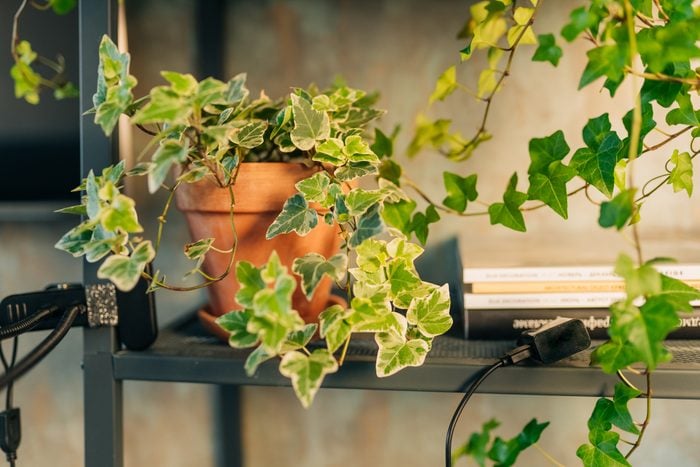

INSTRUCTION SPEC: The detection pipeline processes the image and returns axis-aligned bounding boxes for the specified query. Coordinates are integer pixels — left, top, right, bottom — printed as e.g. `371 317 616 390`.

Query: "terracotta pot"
175 162 342 340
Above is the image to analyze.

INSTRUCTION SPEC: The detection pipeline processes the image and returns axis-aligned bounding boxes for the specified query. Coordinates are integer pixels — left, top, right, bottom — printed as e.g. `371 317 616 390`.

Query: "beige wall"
1 0 699 465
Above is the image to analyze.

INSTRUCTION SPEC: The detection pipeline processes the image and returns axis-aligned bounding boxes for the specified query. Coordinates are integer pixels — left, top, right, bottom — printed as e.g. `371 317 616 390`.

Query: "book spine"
468 279 700 294
463 264 700 283
463 291 628 309
464 308 700 340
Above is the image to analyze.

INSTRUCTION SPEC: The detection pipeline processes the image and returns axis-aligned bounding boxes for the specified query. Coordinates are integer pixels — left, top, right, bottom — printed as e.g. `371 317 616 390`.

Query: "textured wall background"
1 0 699 466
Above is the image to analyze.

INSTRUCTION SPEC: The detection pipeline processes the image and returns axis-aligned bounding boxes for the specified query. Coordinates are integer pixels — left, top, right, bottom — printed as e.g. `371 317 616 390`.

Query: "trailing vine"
405 1 700 465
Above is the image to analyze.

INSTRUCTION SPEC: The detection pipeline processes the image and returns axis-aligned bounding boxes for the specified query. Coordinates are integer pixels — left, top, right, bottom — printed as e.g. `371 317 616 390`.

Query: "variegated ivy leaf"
345 135 379 164
244 345 274 376
100 193 143 233
235 261 265 308
279 349 338 408
429 66 458 104
375 315 430 377
292 253 348 299
231 121 268 149
667 149 693 196
97 240 155 291
195 77 228 108
295 172 332 206
161 71 198 96
225 73 249 105
247 310 304 354
94 36 136 135
386 258 422 301
345 189 384 217
319 305 353 353
261 250 286 284
84 226 127 263
386 237 423 263
85 171 101 220
54 220 97 257
132 86 192 125
334 161 377 181
347 297 402 333
313 138 345 165
290 94 330 151
354 238 389 273
148 140 189 193
266 194 318 239
349 205 383 248
312 94 334 112
281 323 318 352
406 284 452 337
216 310 259 348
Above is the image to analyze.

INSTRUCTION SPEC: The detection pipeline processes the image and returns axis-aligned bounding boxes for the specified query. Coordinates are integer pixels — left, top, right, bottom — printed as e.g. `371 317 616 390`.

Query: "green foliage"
292 253 348 299
94 36 137 135
488 173 527 232
532 33 562 66
527 131 576 218
453 418 549 467
443 172 478 213
279 349 338 408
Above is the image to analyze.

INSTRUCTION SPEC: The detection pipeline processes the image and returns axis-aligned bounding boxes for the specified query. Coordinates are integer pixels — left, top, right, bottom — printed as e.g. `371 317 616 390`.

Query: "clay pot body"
175 162 341 339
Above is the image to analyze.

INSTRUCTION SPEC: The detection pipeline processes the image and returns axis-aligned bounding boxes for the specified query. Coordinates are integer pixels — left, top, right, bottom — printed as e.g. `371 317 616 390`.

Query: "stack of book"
462 264 700 340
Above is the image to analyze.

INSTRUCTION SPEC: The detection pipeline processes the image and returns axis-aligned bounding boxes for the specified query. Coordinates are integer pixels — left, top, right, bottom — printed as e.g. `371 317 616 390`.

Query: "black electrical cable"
0 337 18 466
0 306 61 340
0 305 82 390
445 345 532 467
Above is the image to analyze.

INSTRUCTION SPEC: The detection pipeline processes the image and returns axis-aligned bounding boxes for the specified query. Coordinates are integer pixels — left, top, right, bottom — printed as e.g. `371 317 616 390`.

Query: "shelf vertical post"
213 385 244 467
79 1 123 466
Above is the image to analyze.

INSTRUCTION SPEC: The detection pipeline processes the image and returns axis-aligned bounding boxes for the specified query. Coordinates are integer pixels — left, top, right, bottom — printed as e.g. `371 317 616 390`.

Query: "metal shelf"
112 313 700 399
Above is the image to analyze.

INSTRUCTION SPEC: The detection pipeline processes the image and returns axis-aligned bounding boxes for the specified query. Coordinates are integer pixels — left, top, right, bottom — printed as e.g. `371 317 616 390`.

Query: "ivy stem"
616 369 641 393
624 0 644 266
154 180 181 253
653 0 670 21
11 0 29 58
624 67 700 86
401 177 488 217
626 372 652 459
338 334 351 366
532 444 565 467
452 0 544 161
641 126 692 154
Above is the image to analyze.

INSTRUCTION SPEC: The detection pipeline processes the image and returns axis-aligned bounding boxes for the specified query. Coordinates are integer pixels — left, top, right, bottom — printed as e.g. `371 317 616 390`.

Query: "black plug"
0 408 20 463
517 316 591 364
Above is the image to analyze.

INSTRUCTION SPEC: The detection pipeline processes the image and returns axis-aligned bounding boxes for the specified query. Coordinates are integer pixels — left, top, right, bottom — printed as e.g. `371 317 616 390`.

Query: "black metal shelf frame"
77 2 700 467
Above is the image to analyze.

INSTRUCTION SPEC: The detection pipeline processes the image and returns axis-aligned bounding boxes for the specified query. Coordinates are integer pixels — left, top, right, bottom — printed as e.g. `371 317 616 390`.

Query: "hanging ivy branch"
10 0 78 104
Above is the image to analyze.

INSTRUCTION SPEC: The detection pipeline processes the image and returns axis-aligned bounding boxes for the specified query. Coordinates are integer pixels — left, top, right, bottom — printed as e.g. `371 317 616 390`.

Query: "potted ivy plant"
46 35 453 408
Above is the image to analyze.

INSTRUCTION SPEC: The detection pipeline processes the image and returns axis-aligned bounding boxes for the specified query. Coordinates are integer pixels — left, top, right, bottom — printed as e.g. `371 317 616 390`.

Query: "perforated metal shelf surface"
111 312 700 399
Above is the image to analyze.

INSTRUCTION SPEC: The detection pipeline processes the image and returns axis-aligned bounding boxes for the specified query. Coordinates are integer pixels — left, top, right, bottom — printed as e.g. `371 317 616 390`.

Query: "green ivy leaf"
379 159 402 186
148 140 189 193
620 103 656 159
279 349 338 408
216 310 259 348
637 20 700 73
375 316 430 377
488 419 550 467
532 33 562 66
528 161 577 219
349 205 383 248
571 133 621 198
266 194 318 239
290 94 330 151
442 172 478 213
410 205 440 245
231 121 268 149
406 284 452 337
667 149 693 196
48 0 77 14
381 199 416 236
641 62 687 107
371 128 394 158
579 45 628 89
576 430 631 467
319 305 353 353
528 130 570 175
97 241 155 291
292 253 347 299
587 383 641 435
666 93 700 126
429 66 458 104
598 189 636 230
657 274 700 312
488 173 527 232
506 7 537 47
452 419 500 467
407 115 453 157
615 254 662 299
